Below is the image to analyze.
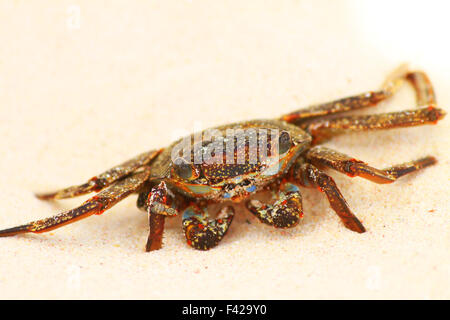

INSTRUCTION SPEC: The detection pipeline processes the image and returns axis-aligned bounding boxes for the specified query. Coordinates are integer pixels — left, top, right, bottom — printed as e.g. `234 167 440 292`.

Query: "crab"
0 65 445 251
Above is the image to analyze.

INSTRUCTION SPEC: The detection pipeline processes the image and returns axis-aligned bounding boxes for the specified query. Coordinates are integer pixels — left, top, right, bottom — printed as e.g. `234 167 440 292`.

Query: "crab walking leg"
147 214 166 252
246 182 303 228
281 65 436 124
405 71 436 106
0 168 151 237
145 181 179 252
306 106 446 144
36 149 161 200
306 147 437 184
281 91 389 124
293 162 366 233
182 204 234 250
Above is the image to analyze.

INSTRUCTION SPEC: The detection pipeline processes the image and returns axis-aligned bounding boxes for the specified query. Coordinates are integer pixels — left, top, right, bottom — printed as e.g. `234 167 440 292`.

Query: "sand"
0 1 448 299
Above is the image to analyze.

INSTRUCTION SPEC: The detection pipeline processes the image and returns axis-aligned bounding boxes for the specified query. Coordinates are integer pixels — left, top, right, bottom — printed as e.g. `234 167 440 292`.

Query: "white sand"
0 1 448 299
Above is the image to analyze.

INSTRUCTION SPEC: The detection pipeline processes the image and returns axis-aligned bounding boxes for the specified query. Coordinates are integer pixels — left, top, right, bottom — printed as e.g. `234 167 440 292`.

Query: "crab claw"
182 205 234 250
246 185 303 228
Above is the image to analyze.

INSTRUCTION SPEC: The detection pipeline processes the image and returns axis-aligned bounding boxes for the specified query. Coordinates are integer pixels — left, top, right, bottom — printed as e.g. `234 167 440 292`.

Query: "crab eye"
278 131 292 154
173 158 197 180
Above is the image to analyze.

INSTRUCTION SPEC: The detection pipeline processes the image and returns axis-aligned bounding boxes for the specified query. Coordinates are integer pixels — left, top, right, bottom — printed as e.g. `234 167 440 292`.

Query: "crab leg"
404 70 436 106
147 214 166 252
36 149 161 200
281 65 436 125
144 181 179 252
305 106 445 143
0 168 151 237
246 182 303 228
306 147 437 184
281 90 389 124
293 161 366 233
182 204 234 250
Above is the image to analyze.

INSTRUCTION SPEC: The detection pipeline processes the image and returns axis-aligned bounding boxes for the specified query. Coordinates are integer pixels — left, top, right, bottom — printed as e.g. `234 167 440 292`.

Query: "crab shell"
149 119 312 202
